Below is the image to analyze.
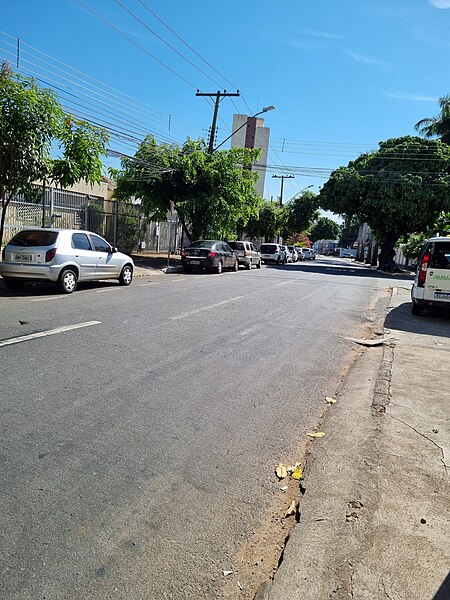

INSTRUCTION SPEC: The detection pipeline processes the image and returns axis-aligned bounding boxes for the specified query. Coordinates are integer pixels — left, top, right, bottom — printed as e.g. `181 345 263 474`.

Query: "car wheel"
119 264 133 286
216 261 223 274
58 268 78 294
411 300 423 316
276 256 281 264
3 277 25 290
247 260 252 270
234 259 239 272
256 259 261 269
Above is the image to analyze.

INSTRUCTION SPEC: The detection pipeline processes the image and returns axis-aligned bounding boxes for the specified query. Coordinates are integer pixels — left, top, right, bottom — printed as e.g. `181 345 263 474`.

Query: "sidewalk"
131 252 183 277
258 286 450 600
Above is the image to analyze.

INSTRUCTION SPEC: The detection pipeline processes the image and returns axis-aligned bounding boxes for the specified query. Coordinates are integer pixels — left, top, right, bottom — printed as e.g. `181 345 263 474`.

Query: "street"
1 257 403 599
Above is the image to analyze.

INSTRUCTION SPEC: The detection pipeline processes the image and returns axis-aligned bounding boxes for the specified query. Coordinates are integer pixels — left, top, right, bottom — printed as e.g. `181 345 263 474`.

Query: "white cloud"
345 50 387 67
387 92 438 102
429 0 450 8
296 28 344 40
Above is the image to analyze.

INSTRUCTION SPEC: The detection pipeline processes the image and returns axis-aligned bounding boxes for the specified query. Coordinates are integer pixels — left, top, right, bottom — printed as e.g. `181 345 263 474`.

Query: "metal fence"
2 186 181 253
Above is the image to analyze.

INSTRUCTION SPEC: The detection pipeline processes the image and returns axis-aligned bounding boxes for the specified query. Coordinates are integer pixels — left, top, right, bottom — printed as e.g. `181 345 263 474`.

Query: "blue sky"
2 0 450 203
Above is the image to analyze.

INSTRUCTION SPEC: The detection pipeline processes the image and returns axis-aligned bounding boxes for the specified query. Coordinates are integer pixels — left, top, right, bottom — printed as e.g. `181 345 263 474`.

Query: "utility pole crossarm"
196 90 240 153
272 174 295 207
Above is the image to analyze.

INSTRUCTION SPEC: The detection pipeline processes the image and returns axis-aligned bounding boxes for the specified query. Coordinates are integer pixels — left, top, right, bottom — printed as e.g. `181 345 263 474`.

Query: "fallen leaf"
280 485 288 491
285 500 297 517
307 432 326 438
275 463 287 479
237 581 243 591
286 461 301 474
292 467 303 480
223 570 233 577
344 336 397 347
325 397 336 404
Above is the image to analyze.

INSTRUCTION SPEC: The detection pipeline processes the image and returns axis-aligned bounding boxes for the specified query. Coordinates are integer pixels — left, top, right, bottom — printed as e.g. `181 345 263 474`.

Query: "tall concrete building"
230 114 270 198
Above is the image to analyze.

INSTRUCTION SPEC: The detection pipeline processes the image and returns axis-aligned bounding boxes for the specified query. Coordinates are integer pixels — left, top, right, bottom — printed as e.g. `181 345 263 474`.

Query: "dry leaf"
307 432 326 438
285 500 297 517
292 467 303 480
325 397 336 404
275 463 288 479
223 570 233 577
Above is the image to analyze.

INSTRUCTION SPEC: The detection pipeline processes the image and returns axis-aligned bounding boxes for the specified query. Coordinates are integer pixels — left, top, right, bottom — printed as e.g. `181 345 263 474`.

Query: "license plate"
15 254 32 262
434 291 450 300
190 260 200 265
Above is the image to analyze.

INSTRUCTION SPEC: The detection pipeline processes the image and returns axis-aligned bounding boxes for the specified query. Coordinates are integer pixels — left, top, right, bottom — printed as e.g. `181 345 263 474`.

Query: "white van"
411 237 450 315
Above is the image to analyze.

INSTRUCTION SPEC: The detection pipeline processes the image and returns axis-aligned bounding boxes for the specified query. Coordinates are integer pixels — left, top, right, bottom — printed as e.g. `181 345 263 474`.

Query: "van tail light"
418 251 430 287
45 247 57 262
207 251 216 259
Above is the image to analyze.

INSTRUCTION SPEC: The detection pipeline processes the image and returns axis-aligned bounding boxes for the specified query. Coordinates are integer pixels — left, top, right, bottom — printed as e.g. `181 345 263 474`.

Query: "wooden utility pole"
196 90 240 153
272 174 294 207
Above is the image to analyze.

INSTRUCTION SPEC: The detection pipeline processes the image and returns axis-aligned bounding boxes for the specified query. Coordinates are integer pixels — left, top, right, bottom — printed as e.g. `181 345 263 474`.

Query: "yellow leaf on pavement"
275 463 288 479
307 432 326 438
292 467 303 480
325 397 336 404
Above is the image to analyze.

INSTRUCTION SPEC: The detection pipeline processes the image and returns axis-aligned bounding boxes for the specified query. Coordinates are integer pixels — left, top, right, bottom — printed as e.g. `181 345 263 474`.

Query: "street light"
212 105 275 152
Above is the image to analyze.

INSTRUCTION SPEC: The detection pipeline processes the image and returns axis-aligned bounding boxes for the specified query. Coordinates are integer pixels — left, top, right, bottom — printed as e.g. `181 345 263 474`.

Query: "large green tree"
414 94 450 144
319 136 450 270
309 216 341 243
285 190 319 235
0 62 108 248
114 136 262 242
245 201 286 242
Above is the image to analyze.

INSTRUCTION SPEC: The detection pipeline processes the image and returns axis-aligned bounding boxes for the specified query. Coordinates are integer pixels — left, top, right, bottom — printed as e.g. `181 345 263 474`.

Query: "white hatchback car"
1 228 134 293
411 237 450 315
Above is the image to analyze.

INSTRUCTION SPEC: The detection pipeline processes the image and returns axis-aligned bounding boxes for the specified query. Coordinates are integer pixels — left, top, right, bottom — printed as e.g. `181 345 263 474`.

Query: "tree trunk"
378 232 398 271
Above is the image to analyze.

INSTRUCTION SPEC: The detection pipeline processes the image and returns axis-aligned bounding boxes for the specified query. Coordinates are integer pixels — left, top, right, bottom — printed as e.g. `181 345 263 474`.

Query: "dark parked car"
228 241 261 269
181 240 239 274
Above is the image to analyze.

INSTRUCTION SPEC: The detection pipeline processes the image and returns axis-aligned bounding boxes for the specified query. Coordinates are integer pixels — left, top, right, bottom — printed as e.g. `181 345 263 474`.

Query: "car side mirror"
111 246 118 253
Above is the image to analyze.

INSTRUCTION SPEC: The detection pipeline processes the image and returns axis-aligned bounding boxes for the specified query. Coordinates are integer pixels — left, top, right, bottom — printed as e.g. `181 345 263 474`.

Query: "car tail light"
1 247 5 260
181 249 186 257
243 251 248 257
207 251 216 258
45 247 57 262
418 251 430 287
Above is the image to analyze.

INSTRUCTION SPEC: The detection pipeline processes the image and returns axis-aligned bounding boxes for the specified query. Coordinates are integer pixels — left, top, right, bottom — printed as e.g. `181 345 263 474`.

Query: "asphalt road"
0 257 408 599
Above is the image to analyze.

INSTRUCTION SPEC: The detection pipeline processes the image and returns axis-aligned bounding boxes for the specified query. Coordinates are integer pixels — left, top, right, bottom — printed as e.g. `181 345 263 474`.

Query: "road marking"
30 296 67 303
138 282 159 286
275 280 294 287
172 278 186 282
95 287 123 293
171 296 246 320
0 321 102 349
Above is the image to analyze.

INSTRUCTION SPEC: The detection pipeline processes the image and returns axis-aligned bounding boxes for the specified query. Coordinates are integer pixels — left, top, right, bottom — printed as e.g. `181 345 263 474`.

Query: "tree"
285 190 319 235
319 136 450 270
286 232 312 247
414 94 450 145
400 212 450 263
309 216 341 243
0 63 108 248
245 201 286 242
114 136 262 242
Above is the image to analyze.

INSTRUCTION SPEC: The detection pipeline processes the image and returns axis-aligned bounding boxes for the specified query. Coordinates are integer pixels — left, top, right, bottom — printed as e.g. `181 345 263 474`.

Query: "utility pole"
196 90 240 153
272 174 294 207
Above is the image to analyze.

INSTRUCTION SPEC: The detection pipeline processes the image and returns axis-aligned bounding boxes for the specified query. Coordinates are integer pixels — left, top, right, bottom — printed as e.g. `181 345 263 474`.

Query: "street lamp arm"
212 106 275 153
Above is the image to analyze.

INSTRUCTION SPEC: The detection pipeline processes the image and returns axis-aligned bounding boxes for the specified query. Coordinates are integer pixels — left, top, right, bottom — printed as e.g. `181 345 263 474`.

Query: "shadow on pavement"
385 298 450 338
433 571 450 600
0 279 121 298
269 259 415 281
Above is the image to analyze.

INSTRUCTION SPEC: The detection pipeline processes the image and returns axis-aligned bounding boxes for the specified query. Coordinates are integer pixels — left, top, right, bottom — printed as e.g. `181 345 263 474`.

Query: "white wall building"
231 114 270 198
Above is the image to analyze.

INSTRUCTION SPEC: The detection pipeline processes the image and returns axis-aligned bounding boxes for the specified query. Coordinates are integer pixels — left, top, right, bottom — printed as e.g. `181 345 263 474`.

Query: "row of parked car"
181 240 317 273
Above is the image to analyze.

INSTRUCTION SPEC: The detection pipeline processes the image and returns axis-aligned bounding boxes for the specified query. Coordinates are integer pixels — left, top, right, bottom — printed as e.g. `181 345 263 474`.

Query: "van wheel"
256 260 261 269
411 301 423 316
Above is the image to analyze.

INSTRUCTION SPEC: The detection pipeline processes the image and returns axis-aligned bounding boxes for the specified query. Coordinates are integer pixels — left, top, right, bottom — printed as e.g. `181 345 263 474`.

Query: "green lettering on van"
433 274 450 281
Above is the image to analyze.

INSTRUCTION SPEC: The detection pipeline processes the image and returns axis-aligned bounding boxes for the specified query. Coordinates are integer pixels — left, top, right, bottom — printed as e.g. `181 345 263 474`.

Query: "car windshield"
228 242 244 250
430 242 450 269
260 245 277 253
9 230 58 247
188 240 215 249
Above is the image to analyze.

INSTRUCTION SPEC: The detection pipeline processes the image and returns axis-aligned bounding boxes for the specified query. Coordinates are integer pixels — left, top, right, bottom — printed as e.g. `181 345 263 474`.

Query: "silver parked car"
1 228 134 293
228 241 261 269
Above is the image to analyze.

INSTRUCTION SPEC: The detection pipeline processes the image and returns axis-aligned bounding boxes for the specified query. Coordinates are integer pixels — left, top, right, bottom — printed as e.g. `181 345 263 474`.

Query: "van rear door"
423 240 450 303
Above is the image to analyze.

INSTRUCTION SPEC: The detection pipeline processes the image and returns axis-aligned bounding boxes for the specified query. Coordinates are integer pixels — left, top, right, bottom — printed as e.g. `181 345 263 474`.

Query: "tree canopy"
245 200 285 242
114 136 262 242
414 94 450 145
309 216 341 243
0 62 108 247
285 190 319 235
319 136 450 270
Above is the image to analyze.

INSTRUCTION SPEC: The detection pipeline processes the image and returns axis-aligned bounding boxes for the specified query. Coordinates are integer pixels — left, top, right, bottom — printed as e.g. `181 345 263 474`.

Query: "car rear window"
9 230 58 247
188 240 215 249
430 241 450 269
261 244 277 253
228 242 244 250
